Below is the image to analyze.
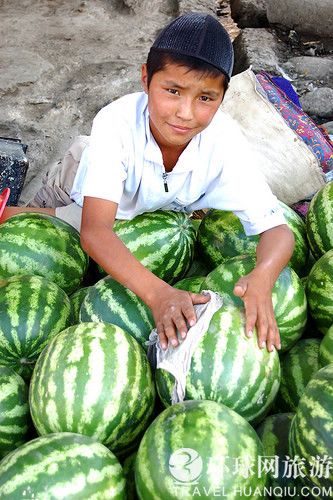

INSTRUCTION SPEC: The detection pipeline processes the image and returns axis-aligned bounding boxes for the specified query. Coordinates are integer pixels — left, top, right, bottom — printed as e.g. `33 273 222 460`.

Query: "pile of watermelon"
0 181 331 499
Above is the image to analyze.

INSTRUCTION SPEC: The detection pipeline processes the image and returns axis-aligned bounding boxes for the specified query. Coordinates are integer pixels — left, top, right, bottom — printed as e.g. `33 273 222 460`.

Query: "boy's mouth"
168 123 193 133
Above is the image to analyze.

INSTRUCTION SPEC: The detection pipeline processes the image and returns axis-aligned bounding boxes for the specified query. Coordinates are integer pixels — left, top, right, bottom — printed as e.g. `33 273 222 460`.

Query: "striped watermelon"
135 400 267 499
69 286 91 324
256 413 301 496
122 452 138 500
109 210 196 284
0 366 30 460
319 324 333 367
79 276 154 349
0 213 89 294
0 432 125 498
0 275 71 380
196 202 309 276
202 255 307 352
275 339 321 412
306 181 333 259
190 218 201 233
306 248 333 334
173 276 206 294
156 302 280 424
29 322 155 455
289 364 333 491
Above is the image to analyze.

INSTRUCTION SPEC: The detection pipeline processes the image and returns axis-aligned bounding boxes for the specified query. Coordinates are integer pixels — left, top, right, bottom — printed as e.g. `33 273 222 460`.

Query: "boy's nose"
175 98 194 121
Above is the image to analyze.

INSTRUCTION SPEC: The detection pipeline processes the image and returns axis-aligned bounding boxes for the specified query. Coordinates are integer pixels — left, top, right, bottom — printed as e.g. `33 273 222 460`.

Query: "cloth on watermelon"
146 290 223 404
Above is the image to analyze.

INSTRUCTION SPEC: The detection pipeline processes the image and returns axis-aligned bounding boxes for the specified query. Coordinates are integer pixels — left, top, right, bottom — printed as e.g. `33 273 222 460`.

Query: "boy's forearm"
80 225 169 307
255 224 295 285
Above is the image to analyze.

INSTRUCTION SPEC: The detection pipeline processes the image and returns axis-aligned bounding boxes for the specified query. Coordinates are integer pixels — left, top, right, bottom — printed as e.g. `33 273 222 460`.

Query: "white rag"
147 290 223 404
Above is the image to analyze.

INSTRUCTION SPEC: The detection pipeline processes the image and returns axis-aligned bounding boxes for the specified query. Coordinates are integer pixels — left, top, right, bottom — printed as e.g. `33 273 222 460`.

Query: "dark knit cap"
152 12 234 80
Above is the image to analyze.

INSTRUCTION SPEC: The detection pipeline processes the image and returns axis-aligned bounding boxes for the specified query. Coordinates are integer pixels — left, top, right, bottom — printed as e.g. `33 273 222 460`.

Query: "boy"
1 13 295 353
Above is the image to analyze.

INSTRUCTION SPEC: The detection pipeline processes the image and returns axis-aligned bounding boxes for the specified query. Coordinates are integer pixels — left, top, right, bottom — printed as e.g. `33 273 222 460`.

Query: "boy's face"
141 62 225 151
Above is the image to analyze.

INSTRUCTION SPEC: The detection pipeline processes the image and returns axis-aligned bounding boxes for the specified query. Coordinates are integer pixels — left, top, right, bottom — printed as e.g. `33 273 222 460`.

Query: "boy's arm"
80 197 210 349
233 224 295 352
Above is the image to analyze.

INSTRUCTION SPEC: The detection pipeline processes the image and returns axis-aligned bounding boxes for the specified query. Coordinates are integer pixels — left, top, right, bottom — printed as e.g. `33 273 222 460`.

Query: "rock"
0 49 53 93
124 0 219 16
122 0 178 15
230 0 268 28
266 0 333 38
283 56 333 86
178 0 218 16
232 28 285 75
300 87 333 120
322 121 333 135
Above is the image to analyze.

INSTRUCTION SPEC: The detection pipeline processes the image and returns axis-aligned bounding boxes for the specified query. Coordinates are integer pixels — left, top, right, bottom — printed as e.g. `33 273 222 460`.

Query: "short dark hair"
146 48 229 92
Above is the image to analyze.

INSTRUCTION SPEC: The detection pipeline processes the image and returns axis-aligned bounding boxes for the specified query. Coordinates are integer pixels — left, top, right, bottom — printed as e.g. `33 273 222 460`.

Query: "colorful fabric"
256 71 333 174
271 76 302 108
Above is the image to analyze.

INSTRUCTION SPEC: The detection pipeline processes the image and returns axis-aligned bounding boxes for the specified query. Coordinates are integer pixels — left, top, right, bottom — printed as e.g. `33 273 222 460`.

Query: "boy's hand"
233 269 280 353
149 287 210 350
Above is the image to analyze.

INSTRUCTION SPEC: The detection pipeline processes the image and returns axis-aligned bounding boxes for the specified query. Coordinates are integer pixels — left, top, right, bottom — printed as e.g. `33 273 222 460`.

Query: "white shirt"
71 92 286 236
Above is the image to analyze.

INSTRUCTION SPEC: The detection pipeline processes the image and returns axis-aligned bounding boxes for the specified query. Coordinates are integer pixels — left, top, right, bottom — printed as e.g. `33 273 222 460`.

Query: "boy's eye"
167 88 180 95
199 95 211 102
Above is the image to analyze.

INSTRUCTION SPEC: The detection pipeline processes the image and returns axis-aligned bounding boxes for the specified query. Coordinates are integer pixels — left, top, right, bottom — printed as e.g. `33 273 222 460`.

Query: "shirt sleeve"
190 121 287 236
80 105 127 203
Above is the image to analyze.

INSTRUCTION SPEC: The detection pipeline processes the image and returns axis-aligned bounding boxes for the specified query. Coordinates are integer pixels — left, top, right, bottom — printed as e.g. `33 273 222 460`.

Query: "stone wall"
230 0 333 127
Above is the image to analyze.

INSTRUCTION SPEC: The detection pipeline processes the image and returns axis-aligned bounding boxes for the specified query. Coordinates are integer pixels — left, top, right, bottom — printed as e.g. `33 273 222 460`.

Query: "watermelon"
29 322 155 455
135 400 267 499
201 255 307 352
0 213 89 294
289 364 333 491
0 432 125 498
256 413 301 497
107 210 196 284
319 324 333 367
69 286 91 324
0 366 30 460
173 276 206 293
196 202 308 276
156 302 280 424
306 248 333 334
122 452 138 500
275 339 321 412
79 276 154 349
306 181 333 259
0 274 71 380
190 217 202 232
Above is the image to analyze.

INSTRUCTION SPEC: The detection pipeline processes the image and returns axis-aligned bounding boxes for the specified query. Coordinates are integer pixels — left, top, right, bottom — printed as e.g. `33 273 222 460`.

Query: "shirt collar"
144 106 164 165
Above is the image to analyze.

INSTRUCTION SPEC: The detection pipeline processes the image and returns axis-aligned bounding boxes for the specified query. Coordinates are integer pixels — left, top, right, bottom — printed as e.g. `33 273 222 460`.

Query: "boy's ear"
141 64 148 93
